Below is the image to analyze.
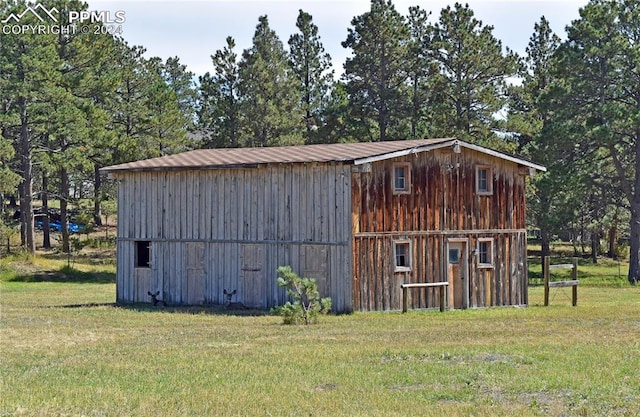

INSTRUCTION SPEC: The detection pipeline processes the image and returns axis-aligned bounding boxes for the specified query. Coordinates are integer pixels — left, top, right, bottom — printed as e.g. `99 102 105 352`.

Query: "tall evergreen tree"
238 16 303 147
0 1 62 252
198 36 242 148
406 5 435 138
507 16 565 261
288 9 334 144
162 56 197 132
551 0 640 282
429 2 518 145
342 0 410 142
145 57 190 156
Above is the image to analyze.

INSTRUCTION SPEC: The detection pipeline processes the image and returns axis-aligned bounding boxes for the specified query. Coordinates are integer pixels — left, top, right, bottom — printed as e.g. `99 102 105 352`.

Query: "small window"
476 165 493 195
393 163 411 194
449 248 460 264
478 239 493 267
394 240 411 271
135 241 151 268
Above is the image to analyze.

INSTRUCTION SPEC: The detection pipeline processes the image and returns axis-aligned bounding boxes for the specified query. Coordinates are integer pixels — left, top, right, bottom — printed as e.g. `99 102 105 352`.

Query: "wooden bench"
401 282 448 313
543 257 579 306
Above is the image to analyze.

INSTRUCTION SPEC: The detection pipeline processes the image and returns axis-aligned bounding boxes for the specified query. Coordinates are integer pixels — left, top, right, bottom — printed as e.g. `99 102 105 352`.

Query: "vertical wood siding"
352 148 529 311
113 163 353 312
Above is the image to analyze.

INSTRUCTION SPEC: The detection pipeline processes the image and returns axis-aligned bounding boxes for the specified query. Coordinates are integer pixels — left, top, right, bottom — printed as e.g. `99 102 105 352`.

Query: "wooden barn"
101 138 545 313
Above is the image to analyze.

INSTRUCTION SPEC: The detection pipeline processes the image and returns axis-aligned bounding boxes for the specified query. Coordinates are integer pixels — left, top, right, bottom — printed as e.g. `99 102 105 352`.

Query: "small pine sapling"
273 265 331 325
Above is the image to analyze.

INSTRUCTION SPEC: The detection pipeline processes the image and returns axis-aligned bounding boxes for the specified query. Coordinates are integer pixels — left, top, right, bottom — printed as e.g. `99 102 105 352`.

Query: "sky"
88 0 588 78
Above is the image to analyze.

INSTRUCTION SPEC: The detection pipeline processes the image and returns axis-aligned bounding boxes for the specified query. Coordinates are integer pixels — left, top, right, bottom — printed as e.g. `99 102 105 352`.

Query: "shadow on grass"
114 303 273 317
52 300 270 316
6 266 115 284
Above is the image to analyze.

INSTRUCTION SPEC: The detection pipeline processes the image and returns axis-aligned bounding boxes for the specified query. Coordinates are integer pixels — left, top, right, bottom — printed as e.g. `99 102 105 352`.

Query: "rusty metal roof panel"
101 138 546 174
101 138 455 173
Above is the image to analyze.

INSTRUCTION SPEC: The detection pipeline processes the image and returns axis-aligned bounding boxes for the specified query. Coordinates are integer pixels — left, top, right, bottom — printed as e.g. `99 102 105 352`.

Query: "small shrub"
272 265 331 325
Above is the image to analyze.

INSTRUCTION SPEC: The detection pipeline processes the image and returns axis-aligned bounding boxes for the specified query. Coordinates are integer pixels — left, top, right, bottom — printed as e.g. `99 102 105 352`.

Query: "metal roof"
101 138 546 174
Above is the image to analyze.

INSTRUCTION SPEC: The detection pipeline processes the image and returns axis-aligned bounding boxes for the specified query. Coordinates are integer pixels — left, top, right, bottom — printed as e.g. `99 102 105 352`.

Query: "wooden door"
134 268 151 303
185 243 205 304
241 244 264 308
301 245 328 296
447 241 468 309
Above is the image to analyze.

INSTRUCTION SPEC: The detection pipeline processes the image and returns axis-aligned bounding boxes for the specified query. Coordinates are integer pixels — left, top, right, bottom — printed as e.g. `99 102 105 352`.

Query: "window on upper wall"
135 241 151 268
478 238 493 268
394 240 411 271
476 165 493 195
393 163 411 194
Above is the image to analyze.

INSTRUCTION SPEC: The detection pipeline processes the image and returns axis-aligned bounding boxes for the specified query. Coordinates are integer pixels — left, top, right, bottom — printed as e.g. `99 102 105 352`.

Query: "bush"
272 265 331 325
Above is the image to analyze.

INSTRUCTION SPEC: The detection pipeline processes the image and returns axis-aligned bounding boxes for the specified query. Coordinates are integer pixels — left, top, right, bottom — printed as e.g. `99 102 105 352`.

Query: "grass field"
1 254 639 416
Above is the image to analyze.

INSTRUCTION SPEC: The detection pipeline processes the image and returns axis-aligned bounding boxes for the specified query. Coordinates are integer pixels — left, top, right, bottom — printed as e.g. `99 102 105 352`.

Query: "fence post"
572 258 578 306
402 286 408 313
543 256 550 306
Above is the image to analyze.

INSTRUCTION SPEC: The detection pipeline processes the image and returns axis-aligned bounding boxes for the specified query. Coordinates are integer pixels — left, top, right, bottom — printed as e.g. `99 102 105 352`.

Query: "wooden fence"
401 282 448 312
543 257 578 306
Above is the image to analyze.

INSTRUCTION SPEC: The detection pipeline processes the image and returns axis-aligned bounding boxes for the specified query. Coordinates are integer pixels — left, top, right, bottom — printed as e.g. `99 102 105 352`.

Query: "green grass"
1 257 639 416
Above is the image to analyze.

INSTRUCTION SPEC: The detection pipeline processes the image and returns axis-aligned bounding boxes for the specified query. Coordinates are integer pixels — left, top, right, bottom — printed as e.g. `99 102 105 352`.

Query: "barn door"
447 240 468 309
134 268 151 302
185 243 205 304
301 245 329 296
241 244 264 308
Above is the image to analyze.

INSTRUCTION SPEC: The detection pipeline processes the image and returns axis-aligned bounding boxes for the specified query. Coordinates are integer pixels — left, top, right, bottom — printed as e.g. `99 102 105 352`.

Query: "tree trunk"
591 232 599 264
42 174 51 249
18 97 35 254
629 129 640 284
607 223 616 259
630 202 640 284
60 167 70 253
93 164 103 226
540 231 551 266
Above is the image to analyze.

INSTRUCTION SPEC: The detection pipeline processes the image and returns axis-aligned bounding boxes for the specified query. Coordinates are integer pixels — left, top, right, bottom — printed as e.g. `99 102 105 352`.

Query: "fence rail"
400 282 448 313
543 257 578 306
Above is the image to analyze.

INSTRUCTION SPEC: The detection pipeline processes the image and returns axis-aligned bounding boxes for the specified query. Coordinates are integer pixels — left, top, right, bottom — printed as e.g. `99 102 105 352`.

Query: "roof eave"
353 138 455 165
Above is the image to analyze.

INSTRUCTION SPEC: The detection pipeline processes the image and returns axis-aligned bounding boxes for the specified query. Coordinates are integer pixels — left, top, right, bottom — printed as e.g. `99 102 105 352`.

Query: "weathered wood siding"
352 148 529 311
114 163 353 312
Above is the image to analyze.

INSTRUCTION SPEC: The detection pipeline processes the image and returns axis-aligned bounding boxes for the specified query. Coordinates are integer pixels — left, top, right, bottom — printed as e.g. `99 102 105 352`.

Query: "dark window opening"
394 241 411 270
478 240 492 265
136 241 151 268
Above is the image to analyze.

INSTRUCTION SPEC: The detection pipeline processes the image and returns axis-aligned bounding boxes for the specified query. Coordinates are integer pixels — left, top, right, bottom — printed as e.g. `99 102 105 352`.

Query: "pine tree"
342 0 411 141
507 16 564 261
198 36 242 148
429 2 518 145
550 0 640 282
0 1 62 253
288 9 334 144
238 16 303 147
406 5 435 138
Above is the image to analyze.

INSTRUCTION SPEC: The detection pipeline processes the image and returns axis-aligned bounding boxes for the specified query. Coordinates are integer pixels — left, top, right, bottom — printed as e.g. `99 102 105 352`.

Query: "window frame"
476 165 493 195
477 238 493 268
392 162 412 195
393 239 412 272
135 240 151 268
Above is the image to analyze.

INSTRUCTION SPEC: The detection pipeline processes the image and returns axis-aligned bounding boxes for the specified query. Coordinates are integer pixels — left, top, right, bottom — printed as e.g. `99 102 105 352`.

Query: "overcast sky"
89 0 588 78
